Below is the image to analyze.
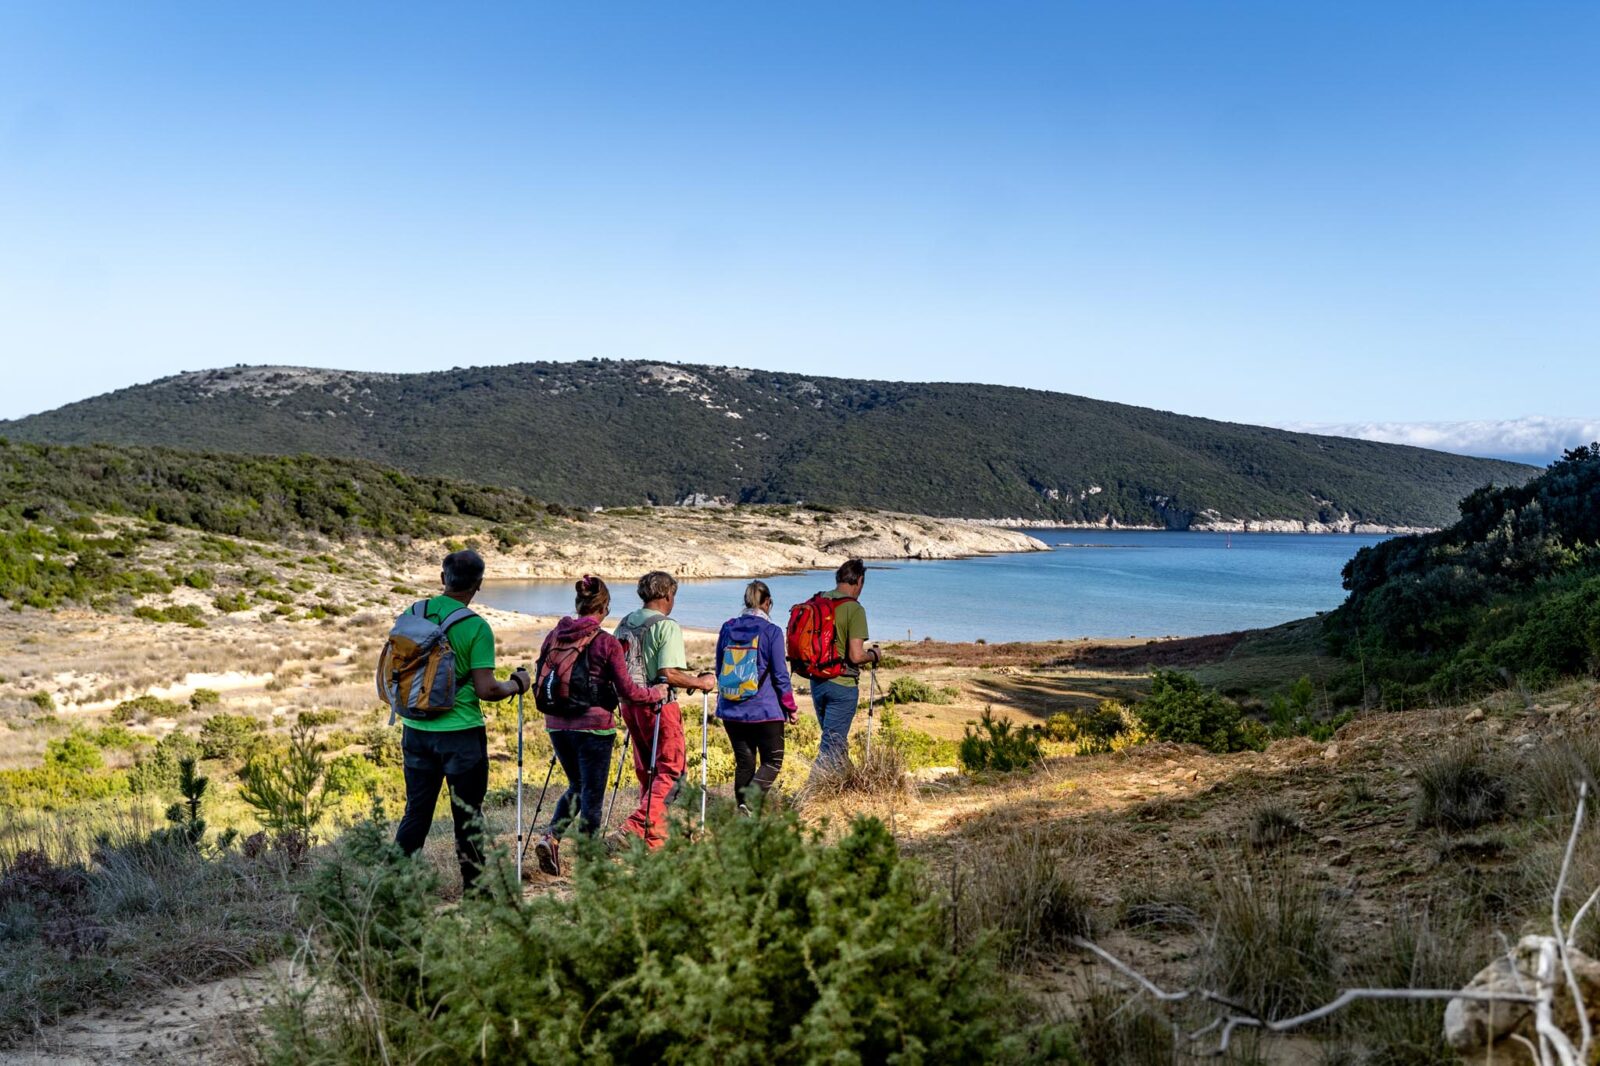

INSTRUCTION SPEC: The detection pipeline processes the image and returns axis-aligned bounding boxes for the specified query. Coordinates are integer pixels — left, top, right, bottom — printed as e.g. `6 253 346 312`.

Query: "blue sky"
1 2 1596 459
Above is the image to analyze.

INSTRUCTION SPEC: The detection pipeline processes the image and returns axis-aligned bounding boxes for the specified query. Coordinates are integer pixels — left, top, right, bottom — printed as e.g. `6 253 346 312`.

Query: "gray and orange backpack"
376 600 476 722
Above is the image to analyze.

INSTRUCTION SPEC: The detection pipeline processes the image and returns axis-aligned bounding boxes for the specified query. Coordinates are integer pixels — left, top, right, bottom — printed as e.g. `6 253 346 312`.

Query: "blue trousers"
546 730 615 839
811 680 861 768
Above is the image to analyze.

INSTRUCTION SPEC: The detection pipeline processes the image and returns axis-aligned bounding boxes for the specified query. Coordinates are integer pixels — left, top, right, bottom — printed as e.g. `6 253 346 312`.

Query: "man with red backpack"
787 558 879 772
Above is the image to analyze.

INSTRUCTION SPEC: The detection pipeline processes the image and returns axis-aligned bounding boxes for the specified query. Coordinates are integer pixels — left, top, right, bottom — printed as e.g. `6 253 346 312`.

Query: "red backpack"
786 593 856 681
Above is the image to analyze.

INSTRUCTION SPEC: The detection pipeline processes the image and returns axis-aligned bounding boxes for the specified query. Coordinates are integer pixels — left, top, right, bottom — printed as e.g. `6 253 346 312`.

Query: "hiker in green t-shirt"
811 558 880 769
394 550 529 894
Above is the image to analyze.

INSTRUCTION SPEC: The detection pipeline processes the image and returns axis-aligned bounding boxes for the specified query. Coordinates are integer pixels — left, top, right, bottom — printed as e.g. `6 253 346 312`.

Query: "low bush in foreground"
267 808 1076 1064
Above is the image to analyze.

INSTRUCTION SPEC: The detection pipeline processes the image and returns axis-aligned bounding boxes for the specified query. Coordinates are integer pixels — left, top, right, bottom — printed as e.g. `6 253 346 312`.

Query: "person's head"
743 579 772 614
574 574 610 619
441 550 486 598
637 570 678 614
835 558 866 594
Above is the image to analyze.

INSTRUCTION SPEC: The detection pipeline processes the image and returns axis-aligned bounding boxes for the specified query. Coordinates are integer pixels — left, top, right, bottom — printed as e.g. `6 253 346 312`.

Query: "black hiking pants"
396 726 490 893
722 719 786 806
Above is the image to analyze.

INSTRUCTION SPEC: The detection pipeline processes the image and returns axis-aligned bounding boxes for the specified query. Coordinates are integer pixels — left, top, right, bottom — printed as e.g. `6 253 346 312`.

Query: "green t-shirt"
824 590 868 689
616 608 687 687
403 594 496 732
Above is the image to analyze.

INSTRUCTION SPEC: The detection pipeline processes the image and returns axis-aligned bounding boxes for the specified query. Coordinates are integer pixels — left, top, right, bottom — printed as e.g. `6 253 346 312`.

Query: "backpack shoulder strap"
411 600 429 617
438 607 478 632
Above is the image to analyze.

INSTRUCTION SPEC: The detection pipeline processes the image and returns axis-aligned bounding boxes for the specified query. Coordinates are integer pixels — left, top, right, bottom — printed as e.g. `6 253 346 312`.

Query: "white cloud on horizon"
1277 416 1600 463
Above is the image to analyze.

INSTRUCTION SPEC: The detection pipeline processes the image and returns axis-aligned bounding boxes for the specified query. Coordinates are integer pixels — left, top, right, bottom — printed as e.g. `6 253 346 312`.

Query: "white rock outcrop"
1445 935 1600 1058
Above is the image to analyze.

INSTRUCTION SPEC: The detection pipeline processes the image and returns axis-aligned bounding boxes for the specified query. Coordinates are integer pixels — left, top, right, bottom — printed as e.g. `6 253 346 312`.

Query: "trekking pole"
643 695 666 842
604 729 632 830
864 666 878 762
515 686 526 882
530 753 557 841
700 689 710 828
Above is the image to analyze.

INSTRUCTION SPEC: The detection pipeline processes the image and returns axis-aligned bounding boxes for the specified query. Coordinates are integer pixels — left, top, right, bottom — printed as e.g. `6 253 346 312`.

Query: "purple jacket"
540 616 665 732
714 610 798 724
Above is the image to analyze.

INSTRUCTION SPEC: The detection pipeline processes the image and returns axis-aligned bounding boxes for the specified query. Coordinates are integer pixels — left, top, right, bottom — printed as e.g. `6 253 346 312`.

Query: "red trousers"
620 701 685 849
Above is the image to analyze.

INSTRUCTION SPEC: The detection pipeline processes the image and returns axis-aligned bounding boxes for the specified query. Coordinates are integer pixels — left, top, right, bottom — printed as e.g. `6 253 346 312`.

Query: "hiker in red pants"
610 571 714 850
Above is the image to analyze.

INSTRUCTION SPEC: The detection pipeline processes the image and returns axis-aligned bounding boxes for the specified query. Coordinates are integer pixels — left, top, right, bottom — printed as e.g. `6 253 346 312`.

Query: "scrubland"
4 561 1599 1064
1 442 1595 1062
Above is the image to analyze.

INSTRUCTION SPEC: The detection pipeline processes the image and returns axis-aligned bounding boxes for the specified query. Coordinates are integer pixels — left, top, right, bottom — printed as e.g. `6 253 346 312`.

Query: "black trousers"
395 726 490 891
722 719 786 805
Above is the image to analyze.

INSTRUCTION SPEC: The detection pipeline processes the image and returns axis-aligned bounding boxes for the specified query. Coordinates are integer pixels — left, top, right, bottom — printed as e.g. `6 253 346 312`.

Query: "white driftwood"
1070 783 1600 1064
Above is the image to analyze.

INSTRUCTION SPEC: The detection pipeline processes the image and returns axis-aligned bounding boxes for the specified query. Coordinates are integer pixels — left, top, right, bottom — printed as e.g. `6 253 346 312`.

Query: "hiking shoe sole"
533 837 560 876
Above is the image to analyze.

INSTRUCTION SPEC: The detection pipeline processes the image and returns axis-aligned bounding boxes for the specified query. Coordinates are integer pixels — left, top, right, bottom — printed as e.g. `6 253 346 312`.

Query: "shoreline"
960 517 1435 535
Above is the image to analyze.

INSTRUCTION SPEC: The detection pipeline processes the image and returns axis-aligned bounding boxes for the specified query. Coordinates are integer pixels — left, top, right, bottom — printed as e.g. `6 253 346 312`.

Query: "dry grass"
948 824 1095 967
1412 741 1510 830
1203 853 1339 1020
1521 729 1600 818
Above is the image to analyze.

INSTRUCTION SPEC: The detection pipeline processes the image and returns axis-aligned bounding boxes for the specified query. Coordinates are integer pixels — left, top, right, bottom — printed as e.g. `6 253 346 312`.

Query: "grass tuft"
1413 742 1510 830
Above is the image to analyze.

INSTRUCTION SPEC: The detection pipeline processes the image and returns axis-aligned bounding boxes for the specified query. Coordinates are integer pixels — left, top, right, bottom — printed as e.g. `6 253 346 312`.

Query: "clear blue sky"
2 2 1597 450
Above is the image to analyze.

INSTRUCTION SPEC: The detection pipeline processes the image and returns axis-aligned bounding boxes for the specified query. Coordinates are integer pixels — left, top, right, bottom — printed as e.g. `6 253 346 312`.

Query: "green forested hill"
2 361 1534 527
1331 443 1600 702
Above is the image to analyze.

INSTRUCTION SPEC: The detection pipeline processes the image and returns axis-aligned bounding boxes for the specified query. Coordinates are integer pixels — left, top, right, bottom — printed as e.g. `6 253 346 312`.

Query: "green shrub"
44 729 103 773
1132 670 1265 754
132 603 205 628
0 764 128 809
324 754 383 798
182 569 214 590
188 688 221 711
26 691 52 712
92 724 142 750
111 694 184 723
212 591 249 613
860 706 959 770
297 709 339 729
198 713 266 763
959 709 1044 774
362 722 402 767
885 676 957 706
128 732 202 796
273 808 1073 1063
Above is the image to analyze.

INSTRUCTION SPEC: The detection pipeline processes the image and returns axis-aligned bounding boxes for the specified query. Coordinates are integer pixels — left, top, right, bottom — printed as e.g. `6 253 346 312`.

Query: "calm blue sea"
475 530 1392 643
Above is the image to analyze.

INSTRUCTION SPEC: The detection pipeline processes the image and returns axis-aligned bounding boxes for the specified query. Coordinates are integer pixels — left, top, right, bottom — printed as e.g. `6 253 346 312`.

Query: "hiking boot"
533 833 561 876
737 803 752 818
602 828 633 855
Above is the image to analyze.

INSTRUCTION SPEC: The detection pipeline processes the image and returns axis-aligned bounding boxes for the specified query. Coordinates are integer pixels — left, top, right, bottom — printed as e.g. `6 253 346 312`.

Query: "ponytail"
575 574 611 618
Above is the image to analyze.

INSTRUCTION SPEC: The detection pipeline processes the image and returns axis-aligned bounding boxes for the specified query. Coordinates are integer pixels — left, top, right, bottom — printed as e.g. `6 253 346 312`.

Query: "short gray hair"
442 550 485 592
637 570 678 603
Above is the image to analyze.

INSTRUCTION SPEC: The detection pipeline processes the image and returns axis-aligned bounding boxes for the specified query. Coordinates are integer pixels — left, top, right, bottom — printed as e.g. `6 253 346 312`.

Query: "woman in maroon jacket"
533 576 665 875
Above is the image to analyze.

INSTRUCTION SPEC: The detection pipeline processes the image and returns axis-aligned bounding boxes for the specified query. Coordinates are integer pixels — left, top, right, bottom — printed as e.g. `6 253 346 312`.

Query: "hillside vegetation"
2 361 1533 527
0 440 566 610
1332 443 1600 704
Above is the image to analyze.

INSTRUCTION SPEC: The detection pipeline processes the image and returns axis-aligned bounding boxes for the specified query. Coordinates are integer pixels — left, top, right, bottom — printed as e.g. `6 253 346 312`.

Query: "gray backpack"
615 613 670 695
376 600 477 723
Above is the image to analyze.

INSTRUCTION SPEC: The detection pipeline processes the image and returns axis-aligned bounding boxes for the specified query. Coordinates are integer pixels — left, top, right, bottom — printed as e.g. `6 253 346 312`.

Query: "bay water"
476 530 1391 643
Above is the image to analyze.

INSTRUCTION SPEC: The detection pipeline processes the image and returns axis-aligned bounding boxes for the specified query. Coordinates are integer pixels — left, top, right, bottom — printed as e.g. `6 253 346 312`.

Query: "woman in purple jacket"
714 580 798 812
533 576 666 875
